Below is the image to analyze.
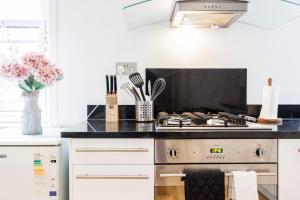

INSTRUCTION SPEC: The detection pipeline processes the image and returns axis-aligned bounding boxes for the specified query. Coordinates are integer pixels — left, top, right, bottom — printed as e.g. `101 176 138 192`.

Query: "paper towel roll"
259 86 280 120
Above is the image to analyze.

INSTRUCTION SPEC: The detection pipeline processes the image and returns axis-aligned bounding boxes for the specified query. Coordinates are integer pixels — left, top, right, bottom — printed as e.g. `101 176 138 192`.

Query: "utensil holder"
106 94 119 122
135 101 153 122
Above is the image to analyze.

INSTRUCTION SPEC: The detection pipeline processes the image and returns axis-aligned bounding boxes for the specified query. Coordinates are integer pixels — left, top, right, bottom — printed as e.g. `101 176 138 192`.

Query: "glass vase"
21 91 42 135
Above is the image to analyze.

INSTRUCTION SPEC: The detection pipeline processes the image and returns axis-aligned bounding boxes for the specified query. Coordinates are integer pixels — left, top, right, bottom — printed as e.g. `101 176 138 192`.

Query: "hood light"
210 24 219 29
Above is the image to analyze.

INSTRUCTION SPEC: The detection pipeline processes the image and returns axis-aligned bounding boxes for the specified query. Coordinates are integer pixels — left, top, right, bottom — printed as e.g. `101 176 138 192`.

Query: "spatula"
129 72 146 101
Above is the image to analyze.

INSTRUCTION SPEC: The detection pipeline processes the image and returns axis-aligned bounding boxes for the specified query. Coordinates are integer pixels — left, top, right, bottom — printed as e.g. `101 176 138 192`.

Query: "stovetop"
156 112 272 131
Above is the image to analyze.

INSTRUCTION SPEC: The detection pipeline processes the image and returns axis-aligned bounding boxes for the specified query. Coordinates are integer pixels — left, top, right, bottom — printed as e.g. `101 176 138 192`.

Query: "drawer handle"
76 148 149 153
298 148 300 153
0 154 7 158
76 174 149 180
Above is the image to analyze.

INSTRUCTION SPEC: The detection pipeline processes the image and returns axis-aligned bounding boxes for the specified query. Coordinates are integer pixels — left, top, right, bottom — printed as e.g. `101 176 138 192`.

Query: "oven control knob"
256 148 264 158
169 148 177 158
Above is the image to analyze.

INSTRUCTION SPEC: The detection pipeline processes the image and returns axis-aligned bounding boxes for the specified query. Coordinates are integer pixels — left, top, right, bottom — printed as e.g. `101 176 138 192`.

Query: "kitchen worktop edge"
61 119 300 139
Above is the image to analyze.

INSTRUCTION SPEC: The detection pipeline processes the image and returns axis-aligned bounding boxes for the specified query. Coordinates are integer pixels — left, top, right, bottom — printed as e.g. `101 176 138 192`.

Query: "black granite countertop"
61 119 300 139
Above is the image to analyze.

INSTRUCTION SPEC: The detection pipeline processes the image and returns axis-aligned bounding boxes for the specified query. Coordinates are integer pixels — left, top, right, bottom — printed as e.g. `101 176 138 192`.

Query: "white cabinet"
0 146 64 200
72 165 154 200
69 138 154 200
279 139 300 200
71 138 154 164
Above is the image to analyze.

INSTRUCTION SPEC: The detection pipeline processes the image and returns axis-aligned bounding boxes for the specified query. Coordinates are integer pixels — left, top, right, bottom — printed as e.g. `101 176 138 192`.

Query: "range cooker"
154 139 278 200
154 112 276 199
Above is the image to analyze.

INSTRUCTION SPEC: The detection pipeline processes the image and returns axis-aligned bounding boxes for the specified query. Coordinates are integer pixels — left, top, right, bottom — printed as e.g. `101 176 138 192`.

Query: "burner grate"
157 112 248 128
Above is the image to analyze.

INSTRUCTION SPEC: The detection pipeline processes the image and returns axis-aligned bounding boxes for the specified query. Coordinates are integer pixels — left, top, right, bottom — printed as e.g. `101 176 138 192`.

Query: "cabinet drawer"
71 139 154 164
279 139 300 200
72 165 154 200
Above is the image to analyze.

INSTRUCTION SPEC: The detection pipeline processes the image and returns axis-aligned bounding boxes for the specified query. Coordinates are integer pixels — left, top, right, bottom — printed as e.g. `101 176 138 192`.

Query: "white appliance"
0 138 67 200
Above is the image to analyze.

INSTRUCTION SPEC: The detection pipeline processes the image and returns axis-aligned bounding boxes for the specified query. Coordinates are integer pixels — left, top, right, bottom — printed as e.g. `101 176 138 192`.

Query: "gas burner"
218 112 246 125
206 118 227 126
167 116 192 125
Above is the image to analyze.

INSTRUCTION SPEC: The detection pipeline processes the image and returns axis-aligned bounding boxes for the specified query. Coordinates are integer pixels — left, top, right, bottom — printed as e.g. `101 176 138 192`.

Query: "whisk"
151 78 166 101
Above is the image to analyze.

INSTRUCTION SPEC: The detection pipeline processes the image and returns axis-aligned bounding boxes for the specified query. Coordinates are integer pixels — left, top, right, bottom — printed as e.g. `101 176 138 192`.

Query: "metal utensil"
151 78 166 101
120 82 138 101
129 72 146 101
132 87 142 101
120 82 132 96
147 80 152 97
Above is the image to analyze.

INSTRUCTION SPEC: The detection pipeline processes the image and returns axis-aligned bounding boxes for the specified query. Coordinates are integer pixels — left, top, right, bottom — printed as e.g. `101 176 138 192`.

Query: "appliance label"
33 153 49 199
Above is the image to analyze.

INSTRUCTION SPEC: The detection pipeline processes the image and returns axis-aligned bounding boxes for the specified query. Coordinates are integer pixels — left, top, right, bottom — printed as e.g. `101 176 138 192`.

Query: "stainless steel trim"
76 175 149 180
160 172 276 177
0 154 7 158
155 139 277 164
155 164 277 186
170 0 248 28
155 120 272 131
76 148 149 153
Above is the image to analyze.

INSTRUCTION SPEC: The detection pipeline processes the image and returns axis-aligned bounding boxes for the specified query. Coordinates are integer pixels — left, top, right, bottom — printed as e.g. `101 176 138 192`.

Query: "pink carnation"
34 64 58 85
0 52 63 90
54 66 63 78
0 64 12 77
23 52 50 70
0 62 29 80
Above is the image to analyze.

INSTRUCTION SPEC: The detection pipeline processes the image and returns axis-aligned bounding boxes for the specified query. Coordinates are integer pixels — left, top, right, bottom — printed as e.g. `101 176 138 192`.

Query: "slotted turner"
129 72 146 101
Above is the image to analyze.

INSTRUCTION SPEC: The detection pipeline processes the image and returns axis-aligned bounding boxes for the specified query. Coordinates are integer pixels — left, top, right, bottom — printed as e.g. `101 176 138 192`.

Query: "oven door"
155 164 277 200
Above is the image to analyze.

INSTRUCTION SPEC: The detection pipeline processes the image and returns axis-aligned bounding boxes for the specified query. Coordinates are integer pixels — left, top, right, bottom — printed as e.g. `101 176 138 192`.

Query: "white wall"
56 0 300 126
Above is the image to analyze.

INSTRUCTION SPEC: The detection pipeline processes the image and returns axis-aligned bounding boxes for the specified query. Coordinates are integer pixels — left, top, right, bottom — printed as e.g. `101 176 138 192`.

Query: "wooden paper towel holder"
257 78 282 124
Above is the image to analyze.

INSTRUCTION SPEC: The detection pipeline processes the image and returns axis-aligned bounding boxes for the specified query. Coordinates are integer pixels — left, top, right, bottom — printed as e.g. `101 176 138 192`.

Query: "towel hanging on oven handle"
159 172 276 178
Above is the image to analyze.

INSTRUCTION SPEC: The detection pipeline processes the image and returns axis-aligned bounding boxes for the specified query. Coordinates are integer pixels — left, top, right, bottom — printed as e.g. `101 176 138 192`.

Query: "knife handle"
114 75 117 94
110 75 114 94
106 75 109 95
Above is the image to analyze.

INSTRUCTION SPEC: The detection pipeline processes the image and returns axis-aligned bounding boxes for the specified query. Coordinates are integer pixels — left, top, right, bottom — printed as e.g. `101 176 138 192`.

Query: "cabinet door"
0 146 60 200
71 139 154 165
72 165 154 200
279 139 300 200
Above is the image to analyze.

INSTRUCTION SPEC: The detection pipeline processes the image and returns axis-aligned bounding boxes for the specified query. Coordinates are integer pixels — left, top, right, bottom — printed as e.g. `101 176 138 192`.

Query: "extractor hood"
170 0 248 28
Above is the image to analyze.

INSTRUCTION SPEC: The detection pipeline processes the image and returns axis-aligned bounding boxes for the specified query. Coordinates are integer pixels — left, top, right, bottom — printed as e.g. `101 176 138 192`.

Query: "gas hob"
155 112 272 131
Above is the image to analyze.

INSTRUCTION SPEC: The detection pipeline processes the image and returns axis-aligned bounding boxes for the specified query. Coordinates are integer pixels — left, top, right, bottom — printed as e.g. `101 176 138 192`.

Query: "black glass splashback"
146 68 247 115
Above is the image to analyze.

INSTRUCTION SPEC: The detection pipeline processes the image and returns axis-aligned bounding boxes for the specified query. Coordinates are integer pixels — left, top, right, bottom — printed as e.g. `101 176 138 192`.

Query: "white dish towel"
229 171 259 200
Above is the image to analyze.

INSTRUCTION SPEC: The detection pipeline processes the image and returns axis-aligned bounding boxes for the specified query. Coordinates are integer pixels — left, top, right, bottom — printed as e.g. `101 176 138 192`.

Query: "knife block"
105 94 119 122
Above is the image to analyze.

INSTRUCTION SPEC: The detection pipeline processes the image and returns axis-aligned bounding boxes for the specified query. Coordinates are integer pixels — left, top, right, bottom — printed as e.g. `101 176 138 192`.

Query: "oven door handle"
160 172 276 177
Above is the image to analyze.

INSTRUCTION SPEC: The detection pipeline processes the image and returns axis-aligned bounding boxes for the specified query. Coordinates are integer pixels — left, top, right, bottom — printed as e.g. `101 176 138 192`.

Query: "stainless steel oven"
155 139 278 200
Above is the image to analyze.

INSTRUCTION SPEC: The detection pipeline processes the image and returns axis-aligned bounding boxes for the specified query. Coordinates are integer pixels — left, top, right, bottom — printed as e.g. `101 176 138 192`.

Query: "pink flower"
0 52 63 90
23 52 50 70
54 66 64 80
0 62 29 80
0 63 12 77
34 64 58 85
